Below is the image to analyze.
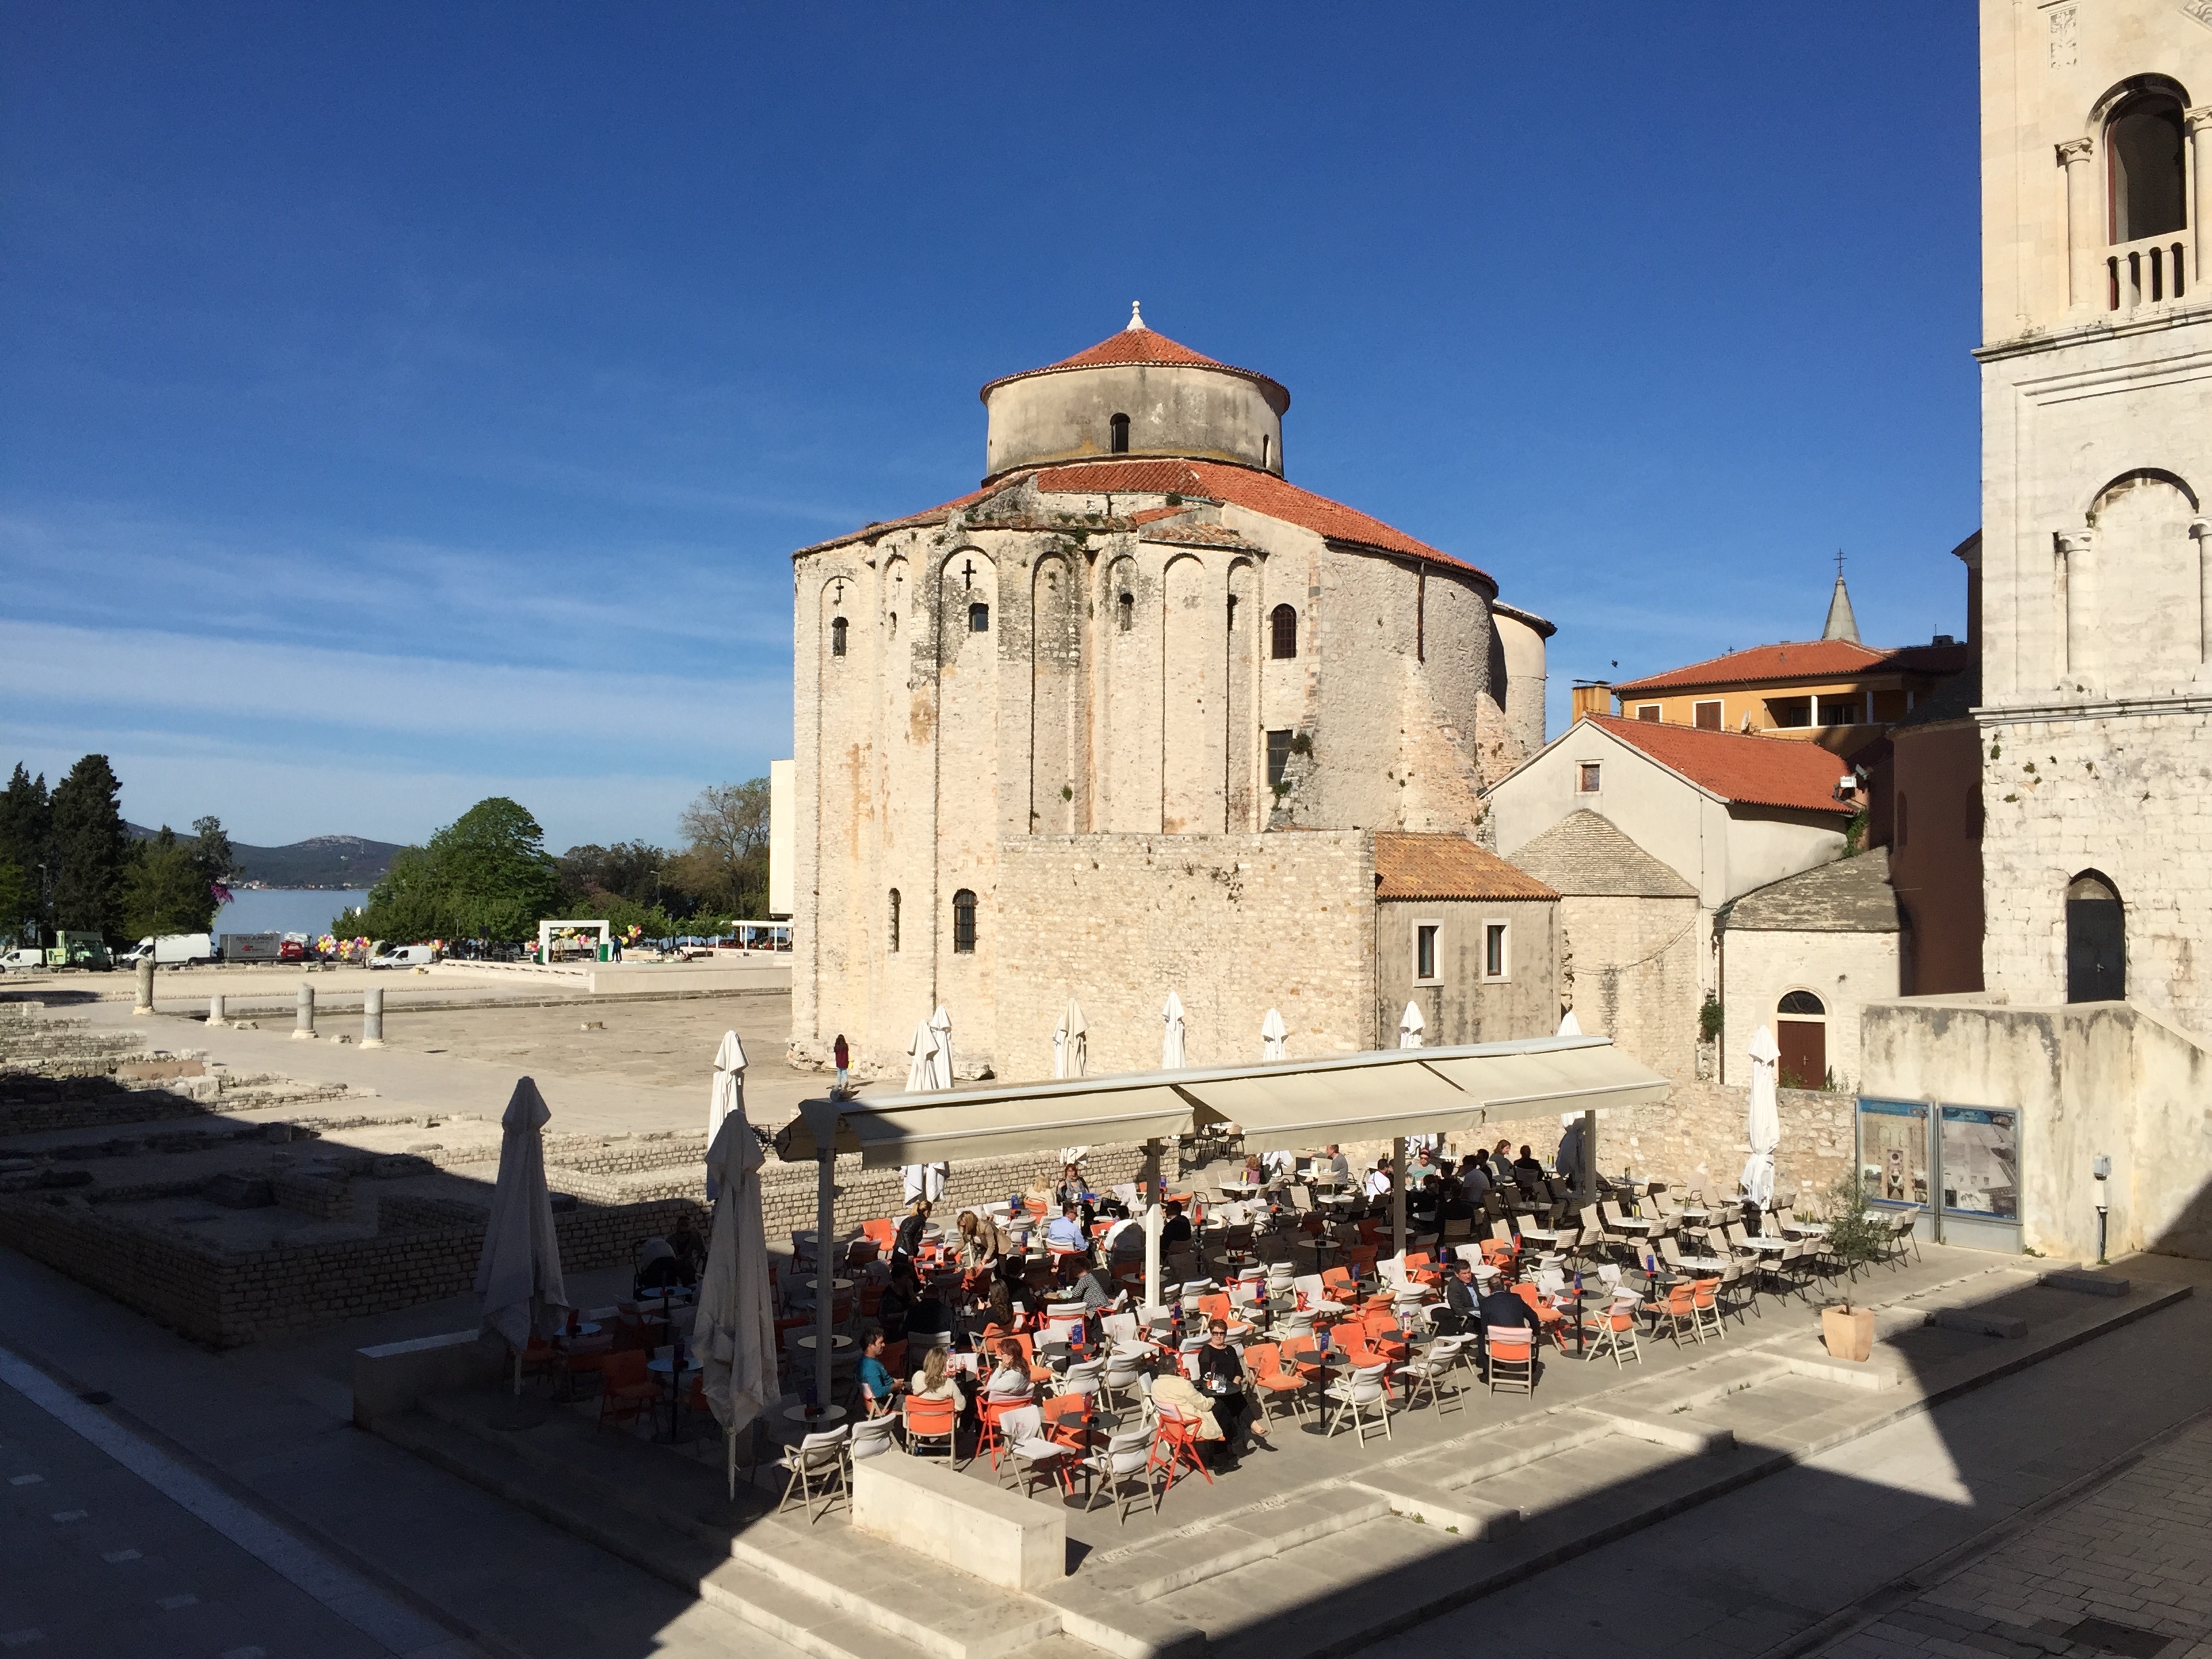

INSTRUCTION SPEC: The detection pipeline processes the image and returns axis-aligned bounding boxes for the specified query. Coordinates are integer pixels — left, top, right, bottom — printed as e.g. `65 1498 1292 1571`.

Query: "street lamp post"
2091 1153 2110 1266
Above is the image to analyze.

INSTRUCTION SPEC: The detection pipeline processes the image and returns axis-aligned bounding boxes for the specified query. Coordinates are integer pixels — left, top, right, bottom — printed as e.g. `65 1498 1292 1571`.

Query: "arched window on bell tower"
1109 412 1130 454
2108 92 2187 244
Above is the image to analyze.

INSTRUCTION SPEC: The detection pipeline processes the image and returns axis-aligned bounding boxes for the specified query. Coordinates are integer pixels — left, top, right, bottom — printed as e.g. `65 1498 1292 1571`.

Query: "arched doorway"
1776 989 1826 1090
2066 872 2125 1002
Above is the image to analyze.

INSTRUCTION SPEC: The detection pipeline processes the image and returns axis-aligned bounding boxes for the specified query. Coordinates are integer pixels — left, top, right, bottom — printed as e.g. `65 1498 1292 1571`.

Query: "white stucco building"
788 310 1558 1080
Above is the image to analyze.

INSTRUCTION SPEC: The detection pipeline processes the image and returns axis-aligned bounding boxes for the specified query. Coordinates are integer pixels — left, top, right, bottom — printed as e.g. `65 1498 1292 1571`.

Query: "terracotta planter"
1822 1303 1875 1362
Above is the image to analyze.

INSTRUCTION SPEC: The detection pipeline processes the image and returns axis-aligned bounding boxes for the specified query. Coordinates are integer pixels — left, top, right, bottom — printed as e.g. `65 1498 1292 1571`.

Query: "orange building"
1603 573 1969 760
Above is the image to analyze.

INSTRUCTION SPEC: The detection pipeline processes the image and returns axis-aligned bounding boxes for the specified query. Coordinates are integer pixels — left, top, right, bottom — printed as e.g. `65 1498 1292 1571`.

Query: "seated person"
1159 1202 1193 1250
1460 1155 1493 1199
663 1216 706 1281
1363 1161 1394 1200
1437 1179 1477 1225
1476 1273 1534 1337
1052 1163 1096 1227
1068 1266 1118 1317
1192 1317 1262 1462
1149 1366 1225 1456
1409 1174 1443 1225
1102 1214 1145 1258
634 1237 688 1296
981 1339 1034 1404
909 1344 964 1406
1043 1203 1087 1254
855 1329 899 1417
1512 1145 1547 1191
1436 1258 1482 1336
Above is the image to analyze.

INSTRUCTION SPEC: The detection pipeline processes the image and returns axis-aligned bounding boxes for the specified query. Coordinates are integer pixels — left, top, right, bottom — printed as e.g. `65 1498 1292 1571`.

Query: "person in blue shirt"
855 1328 899 1417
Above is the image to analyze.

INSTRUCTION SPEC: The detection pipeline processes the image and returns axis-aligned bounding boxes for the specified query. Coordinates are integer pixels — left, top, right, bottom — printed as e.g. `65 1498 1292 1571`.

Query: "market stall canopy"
775 1036 1666 1167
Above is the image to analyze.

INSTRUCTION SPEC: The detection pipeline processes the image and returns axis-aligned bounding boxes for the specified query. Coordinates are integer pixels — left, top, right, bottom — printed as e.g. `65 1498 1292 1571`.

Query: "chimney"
1570 682 1614 722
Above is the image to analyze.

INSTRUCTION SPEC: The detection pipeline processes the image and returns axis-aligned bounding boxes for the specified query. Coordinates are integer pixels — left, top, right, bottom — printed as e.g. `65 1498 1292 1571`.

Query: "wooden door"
1776 1020 1826 1090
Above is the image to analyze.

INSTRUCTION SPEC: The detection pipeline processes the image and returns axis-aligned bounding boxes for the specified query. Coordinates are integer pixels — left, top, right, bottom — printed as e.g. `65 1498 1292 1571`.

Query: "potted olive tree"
1818 1174 1890 1361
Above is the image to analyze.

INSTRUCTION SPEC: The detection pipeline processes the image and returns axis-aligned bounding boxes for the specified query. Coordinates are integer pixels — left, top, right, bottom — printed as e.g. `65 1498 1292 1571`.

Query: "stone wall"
1721 926 1899 1093
1374 897 1559 1048
0 1189 706 1349
1556 893 1702 1079
994 832 1376 1079
754 1141 1157 1240
1601 1078 1856 1210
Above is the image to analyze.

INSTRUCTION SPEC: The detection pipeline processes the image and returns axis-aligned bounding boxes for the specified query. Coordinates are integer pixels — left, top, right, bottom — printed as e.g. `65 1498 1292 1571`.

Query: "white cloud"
0 619 785 751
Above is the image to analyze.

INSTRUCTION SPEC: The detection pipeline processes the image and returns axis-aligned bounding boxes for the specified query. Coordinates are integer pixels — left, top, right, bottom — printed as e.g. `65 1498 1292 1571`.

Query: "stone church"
789 310 1559 1081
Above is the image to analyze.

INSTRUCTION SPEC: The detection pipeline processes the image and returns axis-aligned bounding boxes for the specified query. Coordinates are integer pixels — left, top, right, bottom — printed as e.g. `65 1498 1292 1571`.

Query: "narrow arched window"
1109 412 1130 453
951 888 977 954
2066 872 2125 1002
888 888 901 953
969 602 989 633
1262 434 1272 470
830 616 848 657
1269 604 1298 659
2108 94 2187 243
1117 591 1134 632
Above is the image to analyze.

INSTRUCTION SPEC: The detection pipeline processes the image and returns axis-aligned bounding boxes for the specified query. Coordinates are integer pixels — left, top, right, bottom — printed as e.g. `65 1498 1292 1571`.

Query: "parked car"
369 943 437 969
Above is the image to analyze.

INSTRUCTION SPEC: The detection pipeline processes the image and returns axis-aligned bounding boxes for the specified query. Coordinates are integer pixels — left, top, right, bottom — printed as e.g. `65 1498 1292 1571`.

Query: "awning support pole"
1580 1109 1597 1208
1391 1135 1406 1265
815 1146 835 1414
1143 1138 1164 1315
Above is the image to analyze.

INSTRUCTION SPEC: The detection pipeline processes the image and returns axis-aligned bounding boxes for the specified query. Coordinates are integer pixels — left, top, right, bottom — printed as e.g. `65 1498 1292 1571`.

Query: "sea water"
215 889 369 939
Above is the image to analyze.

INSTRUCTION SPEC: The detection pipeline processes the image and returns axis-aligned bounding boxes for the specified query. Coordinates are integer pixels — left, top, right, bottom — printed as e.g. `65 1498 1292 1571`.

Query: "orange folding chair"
1151 1406 1212 1493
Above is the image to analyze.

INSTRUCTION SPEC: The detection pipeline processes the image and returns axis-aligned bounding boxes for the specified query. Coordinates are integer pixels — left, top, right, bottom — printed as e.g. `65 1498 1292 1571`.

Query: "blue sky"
0 4 1981 851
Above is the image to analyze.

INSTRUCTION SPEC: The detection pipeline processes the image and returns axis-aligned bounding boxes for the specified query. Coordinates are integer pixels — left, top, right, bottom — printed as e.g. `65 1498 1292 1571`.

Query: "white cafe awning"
773 1036 1667 1166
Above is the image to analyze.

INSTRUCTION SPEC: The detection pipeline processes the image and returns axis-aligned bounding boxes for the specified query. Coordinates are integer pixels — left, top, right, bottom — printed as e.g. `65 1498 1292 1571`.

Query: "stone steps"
386 1393 1147 1659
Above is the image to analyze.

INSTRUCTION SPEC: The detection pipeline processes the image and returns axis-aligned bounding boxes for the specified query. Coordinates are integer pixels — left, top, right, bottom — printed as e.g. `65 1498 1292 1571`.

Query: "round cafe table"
780 1401 848 1429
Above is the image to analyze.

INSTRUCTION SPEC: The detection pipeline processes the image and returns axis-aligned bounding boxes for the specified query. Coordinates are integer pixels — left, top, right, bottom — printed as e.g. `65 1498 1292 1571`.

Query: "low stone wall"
0 1189 707 1349
272 1170 352 1220
754 1141 1155 1240
545 1132 706 1176
1605 1079 1856 1208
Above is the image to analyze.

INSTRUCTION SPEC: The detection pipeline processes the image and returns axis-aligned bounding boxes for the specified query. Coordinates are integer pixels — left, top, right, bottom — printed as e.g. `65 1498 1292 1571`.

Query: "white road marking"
0 1344 470 1658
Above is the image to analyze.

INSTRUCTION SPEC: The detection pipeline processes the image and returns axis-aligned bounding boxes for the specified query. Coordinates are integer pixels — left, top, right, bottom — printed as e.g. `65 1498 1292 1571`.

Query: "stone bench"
851 1453 1065 1592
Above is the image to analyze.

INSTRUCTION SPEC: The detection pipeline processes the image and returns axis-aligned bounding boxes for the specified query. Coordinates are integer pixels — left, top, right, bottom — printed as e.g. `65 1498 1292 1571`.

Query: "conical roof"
979 304 1289 409
1822 574 1861 643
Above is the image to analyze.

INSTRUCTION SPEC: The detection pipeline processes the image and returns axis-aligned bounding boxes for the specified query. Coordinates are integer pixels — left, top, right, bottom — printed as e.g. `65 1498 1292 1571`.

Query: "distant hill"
127 825 404 889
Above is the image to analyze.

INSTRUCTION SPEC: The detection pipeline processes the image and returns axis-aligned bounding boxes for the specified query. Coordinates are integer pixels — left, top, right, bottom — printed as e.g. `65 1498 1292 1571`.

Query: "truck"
115 933 218 968
219 932 284 963
44 932 111 970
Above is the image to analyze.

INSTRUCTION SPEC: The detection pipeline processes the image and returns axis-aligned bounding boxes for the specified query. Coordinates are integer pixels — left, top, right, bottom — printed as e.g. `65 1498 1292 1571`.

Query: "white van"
0 947 45 972
369 944 437 969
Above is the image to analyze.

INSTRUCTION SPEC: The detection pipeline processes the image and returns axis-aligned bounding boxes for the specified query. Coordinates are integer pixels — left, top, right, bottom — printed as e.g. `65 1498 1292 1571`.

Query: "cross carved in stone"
960 558 977 591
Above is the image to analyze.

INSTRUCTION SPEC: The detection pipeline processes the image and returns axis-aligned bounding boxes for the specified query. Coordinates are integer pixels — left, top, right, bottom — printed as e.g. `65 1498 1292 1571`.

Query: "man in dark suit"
1436 1258 1481 1336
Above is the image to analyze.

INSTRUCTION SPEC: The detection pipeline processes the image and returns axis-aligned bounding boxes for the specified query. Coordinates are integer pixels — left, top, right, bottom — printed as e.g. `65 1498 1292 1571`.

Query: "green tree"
669 778 771 918
48 755 129 941
337 797 560 943
190 816 235 887
0 765 52 938
0 859 33 946
122 827 222 937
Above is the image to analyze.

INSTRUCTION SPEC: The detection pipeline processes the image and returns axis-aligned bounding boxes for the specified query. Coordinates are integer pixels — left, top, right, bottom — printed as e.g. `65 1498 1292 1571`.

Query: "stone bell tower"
1976 0 2212 1030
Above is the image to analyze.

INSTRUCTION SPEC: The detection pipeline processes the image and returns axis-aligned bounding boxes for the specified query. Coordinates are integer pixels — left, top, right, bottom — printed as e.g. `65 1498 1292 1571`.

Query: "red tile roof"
1615 639 1967 695
1031 457 1492 584
1373 832 1558 902
1588 714 1854 817
979 324 1290 409
793 454 1498 589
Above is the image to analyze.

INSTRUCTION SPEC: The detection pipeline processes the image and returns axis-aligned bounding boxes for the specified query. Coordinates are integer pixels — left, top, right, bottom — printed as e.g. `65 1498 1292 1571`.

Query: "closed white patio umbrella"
1260 1008 1288 1062
696 1103 779 1498
1161 991 1187 1069
904 1019 936 1092
1557 1009 1583 1038
1052 999 1088 1080
928 1005 954 1090
1742 1025 1782 1208
1397 1002 1425 1049
708 1029 747 1142
475 1078 571 1389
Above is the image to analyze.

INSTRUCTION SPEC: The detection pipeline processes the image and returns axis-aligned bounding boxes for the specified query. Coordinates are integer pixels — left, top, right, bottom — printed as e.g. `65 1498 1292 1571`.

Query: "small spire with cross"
1126 301 1145 332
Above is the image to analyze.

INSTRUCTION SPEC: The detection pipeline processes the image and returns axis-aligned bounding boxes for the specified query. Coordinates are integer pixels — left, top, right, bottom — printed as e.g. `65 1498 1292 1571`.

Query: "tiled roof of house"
1614 638 1969 695
979 323 1290 409
1589 714 1855 817
1373 832 1558 902
1505 810 1695 899
1723 847 1899 933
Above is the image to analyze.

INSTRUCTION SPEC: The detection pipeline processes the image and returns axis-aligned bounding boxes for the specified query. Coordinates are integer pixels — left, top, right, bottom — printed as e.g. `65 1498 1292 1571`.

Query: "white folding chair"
775 1427 851 1522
